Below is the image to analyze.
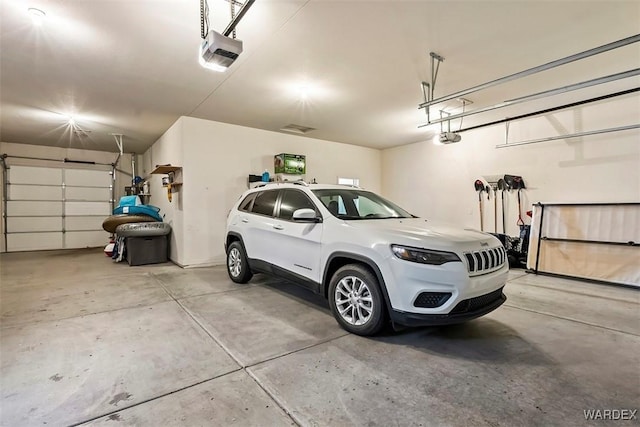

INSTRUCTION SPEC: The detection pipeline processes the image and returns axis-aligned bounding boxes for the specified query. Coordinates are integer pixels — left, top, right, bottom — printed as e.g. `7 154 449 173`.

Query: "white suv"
225 182 508 336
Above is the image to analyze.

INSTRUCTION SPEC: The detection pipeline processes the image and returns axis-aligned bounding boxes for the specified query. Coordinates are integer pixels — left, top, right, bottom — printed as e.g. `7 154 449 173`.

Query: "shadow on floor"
374 318 553 365
259 275 331 313
253 276 548 364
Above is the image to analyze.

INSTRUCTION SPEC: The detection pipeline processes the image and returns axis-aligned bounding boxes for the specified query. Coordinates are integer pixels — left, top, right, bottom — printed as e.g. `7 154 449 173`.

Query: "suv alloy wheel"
328 264 385 335
227 241 253 283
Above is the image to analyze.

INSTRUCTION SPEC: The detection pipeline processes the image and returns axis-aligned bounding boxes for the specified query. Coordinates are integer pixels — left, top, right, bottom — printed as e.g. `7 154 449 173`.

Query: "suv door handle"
241 218 249 223
273 224 284 230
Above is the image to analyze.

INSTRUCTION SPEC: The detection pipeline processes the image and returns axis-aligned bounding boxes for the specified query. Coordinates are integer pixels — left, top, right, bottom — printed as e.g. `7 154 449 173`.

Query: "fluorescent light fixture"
28 8 46 26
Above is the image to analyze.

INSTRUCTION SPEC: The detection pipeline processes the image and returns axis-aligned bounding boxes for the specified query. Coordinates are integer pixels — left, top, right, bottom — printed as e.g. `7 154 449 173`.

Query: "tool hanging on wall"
504 174 529 255
482 175 502 233
504 174 526 225
474 179 489 231
497 178 509 233
493 186 497 232
161 175 173 203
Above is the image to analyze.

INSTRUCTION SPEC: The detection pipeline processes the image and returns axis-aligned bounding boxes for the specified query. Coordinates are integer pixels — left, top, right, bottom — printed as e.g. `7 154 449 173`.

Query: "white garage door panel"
65 169 111 187
66 216 104 231
65 231 108 248
4 166 112 252
7 201 63 216
8 166 63 185
66 186 111 201
7 217 63 232
65 202 110 216
8 184 62 201
7 232 63 252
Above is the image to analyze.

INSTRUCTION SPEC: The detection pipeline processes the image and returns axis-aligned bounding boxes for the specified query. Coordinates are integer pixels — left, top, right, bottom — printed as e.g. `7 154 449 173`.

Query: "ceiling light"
67 117 76 126
298 85 309 99
28 8 46 26
198 54 229 72
287 81 325 100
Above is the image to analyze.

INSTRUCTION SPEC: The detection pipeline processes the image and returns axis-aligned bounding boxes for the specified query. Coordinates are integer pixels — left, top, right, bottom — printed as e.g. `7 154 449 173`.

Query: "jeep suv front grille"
464 246 506 274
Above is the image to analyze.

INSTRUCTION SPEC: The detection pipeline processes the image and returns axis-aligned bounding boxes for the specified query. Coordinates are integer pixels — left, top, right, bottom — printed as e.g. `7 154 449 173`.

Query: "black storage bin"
126 235 168 266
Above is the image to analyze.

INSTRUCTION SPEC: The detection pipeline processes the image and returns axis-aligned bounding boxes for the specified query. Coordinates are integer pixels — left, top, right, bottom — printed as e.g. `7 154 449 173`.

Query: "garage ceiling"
1 0 639 154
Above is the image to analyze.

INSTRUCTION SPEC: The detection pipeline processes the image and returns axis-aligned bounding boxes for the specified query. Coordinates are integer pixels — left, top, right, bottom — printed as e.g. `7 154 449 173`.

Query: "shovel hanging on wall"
497 178 509 233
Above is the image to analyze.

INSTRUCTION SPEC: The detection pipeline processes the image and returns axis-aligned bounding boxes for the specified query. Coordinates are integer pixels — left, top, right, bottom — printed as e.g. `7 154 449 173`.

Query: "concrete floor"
1 249 638 427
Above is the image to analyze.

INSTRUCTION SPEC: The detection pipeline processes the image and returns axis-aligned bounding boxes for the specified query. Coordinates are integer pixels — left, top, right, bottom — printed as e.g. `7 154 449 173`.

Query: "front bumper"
389 287 506 327
382 253 509 314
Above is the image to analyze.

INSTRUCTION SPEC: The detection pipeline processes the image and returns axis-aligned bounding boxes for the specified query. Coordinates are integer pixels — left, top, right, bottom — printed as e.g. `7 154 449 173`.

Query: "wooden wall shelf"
151 165 182 174
151 165 183 196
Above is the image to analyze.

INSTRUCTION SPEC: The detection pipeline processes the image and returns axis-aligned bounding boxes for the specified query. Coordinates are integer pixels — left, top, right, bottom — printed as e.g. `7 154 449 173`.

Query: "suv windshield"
312 189 414 220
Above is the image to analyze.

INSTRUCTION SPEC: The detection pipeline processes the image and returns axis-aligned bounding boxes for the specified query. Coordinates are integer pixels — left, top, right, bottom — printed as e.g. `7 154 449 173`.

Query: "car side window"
239 193 256 212
319 195 347 216
251 190 278 216
278 190 317 221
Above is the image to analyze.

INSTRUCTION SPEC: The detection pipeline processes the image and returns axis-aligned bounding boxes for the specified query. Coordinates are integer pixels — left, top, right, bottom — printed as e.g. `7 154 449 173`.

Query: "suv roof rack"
252 180 308 189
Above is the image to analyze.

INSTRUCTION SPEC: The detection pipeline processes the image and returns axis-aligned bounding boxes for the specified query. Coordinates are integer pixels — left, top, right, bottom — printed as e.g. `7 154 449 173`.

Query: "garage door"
4 165 111 252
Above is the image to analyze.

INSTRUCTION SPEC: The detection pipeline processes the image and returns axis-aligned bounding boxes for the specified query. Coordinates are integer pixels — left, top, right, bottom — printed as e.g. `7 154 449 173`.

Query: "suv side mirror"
292 208 322 223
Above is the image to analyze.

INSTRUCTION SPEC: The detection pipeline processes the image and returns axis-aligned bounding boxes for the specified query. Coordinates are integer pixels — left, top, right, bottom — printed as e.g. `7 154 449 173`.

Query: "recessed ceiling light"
68 117 76 126
28 8 46 26
288 81 324 100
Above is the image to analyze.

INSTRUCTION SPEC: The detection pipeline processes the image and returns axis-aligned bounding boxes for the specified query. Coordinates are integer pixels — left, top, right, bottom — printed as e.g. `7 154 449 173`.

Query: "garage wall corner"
141 117 186 265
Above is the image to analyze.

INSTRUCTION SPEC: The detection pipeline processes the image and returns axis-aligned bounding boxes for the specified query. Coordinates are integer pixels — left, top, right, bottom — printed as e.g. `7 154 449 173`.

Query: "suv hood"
346 218 499 250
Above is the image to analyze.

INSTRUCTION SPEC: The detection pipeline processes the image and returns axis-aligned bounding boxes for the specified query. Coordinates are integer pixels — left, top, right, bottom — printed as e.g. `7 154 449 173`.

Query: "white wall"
0 142 133 252
182 117 382 266
381 94 640 237
143 116 382 267
140 118 185 265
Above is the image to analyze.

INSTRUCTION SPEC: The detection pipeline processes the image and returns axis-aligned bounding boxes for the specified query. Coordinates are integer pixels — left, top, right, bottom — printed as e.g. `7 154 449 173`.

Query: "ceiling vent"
279 124 316 135
73 129 92 137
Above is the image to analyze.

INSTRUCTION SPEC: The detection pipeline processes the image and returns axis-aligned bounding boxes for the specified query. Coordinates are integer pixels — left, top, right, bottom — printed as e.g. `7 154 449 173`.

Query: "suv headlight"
391 245 461 265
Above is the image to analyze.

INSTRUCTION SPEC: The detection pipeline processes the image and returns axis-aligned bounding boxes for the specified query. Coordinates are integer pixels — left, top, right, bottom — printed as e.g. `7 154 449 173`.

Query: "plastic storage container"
126 235 168 266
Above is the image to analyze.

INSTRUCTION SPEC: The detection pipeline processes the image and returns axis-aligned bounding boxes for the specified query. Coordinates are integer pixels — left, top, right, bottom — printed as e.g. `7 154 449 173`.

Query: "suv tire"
328 264 385 336
227 241 253 283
